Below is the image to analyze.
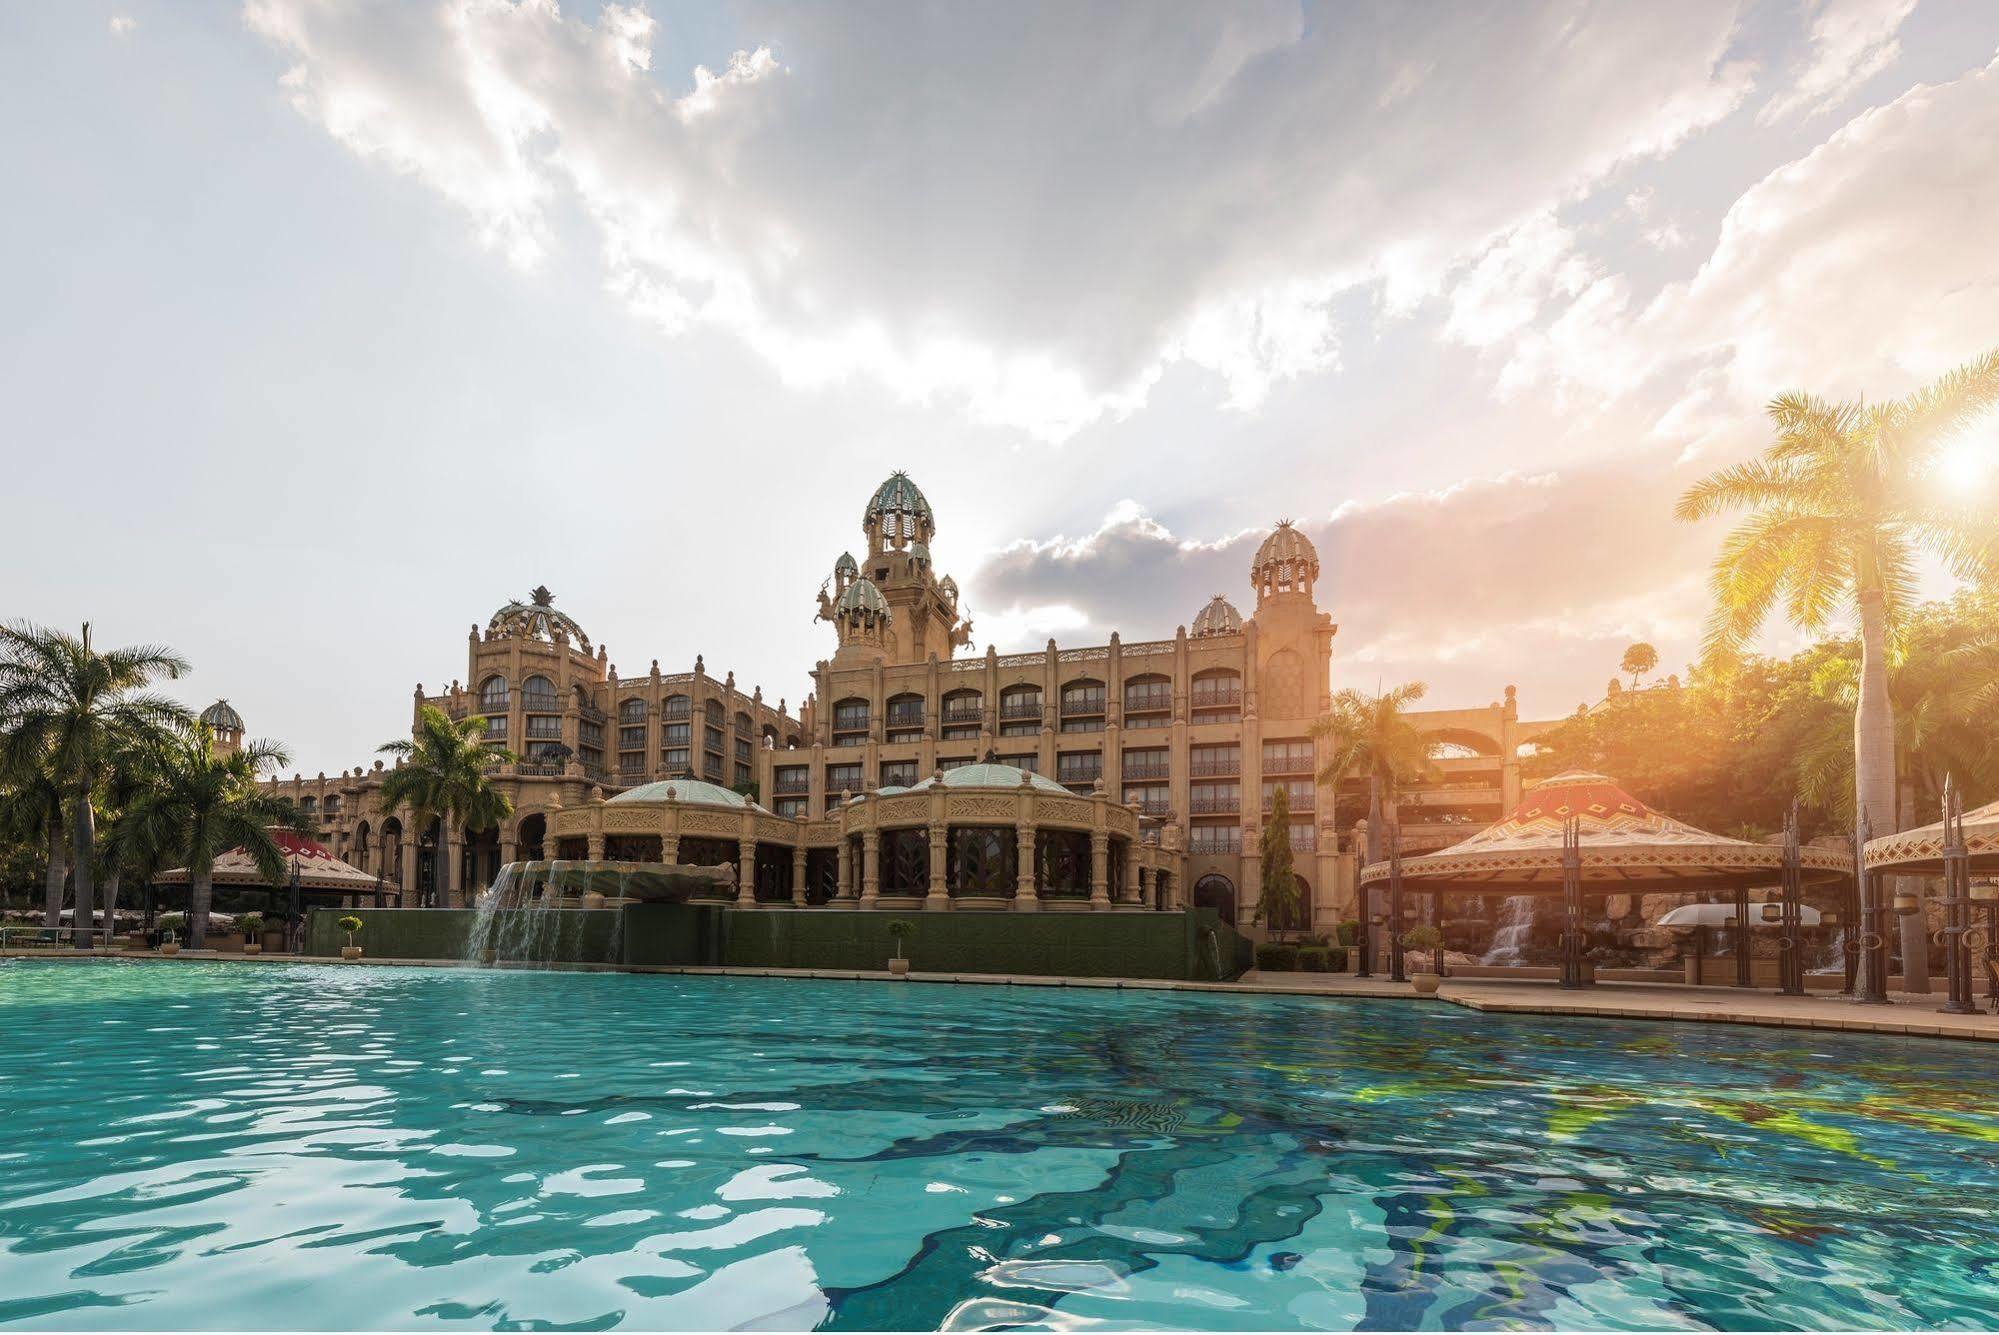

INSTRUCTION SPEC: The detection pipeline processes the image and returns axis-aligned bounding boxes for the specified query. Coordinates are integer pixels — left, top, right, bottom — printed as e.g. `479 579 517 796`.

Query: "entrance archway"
1193 873 1236 927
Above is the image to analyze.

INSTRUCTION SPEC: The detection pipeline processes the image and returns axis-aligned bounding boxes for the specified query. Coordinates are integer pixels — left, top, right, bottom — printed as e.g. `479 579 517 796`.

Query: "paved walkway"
9 947 1998 1044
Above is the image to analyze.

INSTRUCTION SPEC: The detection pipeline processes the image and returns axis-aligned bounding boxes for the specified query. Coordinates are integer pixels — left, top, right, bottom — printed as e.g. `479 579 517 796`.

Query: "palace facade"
261 472 1556 931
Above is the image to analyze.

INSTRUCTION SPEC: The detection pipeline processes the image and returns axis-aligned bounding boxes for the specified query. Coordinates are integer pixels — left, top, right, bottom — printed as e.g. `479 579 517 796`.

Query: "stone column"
860 830 881 909
1014 823 1038 912
737 839 758 909
661 831 680 865
1241 828 1262 929
791 845 808 908
500 833 519 868
399 827 418 901
443 828 466 908
926 820 950 912
585 830 604 862
837 837 854 900
1122 841 1141 903
1090 831 1110 910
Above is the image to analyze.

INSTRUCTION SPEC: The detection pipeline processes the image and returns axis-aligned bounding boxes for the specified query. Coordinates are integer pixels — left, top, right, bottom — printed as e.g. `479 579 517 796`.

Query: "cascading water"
1482 895 1537 965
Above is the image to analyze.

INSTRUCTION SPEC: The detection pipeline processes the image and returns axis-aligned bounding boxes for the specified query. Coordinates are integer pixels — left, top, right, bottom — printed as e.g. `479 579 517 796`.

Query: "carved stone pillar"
661 831 679 865
737 840 758 909
861 831 881 909
1090 831 1110 910
1014 824 1038 912
837 837 854 900
1122 842 1140 903
585 831 605 862
926 822 949 912
444 829 465 909
791 845 808 908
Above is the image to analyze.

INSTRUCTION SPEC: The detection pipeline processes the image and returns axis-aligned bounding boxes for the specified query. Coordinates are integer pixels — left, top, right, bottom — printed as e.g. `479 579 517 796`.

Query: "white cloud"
1442 210 1598 349
1503 51 1999 413
108 15 136 37
243 0 1756 441
1758 0 1917 124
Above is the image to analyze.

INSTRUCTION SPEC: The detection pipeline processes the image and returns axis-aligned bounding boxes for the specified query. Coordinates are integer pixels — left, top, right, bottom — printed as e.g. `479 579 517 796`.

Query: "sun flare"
1934 437 1996 494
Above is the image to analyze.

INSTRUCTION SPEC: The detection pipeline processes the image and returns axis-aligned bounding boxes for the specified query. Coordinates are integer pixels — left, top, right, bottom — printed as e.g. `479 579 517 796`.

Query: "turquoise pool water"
2 961 1996 1331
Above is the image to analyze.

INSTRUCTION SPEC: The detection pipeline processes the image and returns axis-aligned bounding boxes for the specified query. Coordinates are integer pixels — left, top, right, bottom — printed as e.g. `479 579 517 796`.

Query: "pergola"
1864 780 1999 1014
1359 770 1852 989
153 829 399 948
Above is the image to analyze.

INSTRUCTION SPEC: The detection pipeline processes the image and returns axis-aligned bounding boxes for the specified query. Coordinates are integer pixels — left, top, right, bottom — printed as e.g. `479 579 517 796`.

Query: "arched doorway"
1194 873 1236 927
517 812 546 862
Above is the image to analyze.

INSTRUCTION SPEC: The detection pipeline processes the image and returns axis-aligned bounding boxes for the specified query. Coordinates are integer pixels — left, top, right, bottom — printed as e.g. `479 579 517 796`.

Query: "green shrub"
1328 947 1348 972
238 912 265 937
1297 946 1330 972
158 912 185 937
1256 943 1300 972
1335 919 1359 948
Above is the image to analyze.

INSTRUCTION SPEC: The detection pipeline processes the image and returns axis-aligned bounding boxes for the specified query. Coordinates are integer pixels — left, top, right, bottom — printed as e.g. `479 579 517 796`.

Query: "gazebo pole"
1355 880 1372 977
1733 880 1751 989
1387 829 1406 984
1778 803 1804 996
1939 777 1973 1015
1560 816 1583 990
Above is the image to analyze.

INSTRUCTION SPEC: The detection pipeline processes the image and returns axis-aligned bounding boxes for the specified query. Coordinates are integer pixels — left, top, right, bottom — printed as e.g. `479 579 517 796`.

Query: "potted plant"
239 912 265 955
885 919 915 977
1399 924 1445 995
337 914 365 962
158 912 184 957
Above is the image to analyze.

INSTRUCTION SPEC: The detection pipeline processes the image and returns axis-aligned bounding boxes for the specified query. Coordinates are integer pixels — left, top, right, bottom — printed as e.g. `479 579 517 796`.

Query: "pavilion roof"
155 829 388 893
1359 770 1850 894
1864 796 1999 874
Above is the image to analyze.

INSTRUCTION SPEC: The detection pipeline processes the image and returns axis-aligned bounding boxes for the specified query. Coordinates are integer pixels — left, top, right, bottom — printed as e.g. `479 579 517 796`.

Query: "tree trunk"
72 789 96 950
1854 589 1910 995
42 825 67 930
102 869 122 945
189 867 214 950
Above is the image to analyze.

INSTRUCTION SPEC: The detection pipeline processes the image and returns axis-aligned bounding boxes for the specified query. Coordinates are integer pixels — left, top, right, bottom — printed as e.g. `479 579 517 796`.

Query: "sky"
5 0 1999 779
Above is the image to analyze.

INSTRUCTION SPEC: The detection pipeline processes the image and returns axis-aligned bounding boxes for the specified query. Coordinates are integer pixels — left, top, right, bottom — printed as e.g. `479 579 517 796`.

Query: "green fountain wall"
304 905 1248 980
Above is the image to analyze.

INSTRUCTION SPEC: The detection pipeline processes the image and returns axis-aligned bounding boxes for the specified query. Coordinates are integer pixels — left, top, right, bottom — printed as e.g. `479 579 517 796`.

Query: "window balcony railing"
1060 698 1106 717
1190 686 1242 708
999 700 1042 720
1264 793 1316 812
1263 756 1315 777
1122 760 1171 780
773 774 810 795
479 697 511 714
886 709 925 729
1122 691 1172 713
1188 833 1242 854
1189 758 1240 777
1189 796 1240 815
941 703 983 724
1289 828 1317 852
663 702 691 720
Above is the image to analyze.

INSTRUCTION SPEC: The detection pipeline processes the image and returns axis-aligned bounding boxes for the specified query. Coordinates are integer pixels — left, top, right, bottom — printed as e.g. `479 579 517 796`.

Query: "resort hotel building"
260 474 1556 933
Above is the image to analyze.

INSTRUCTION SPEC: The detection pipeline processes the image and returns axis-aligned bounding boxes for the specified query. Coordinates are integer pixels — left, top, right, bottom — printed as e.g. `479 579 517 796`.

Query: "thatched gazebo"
1360 770 1852 988
154 830 397 947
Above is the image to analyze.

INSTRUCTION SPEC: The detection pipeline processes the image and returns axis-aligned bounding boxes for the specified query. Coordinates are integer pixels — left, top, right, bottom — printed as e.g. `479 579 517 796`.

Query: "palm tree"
120 728 304 949
1310 682 1438 852
0 622 190 948
0 758 68 933
375 705 516 908
1676 348 1999 990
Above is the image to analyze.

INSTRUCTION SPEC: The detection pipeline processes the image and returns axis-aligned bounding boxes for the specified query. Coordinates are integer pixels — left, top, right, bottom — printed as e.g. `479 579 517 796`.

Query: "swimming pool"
1 960 1995 1330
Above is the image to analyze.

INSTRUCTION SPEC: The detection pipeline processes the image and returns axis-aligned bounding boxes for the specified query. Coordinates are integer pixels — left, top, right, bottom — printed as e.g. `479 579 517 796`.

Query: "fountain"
463 859 736 966
1482 895 1538 965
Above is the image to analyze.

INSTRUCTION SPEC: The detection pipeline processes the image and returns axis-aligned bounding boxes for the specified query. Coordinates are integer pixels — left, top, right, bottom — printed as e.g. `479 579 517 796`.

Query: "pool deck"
9 946 1999 1044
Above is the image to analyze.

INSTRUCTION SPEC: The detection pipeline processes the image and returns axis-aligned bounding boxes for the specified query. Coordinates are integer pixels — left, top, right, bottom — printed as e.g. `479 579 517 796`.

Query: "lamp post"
1387 828 1405 984
1560 816 1584 990
1939 776 1974 1015
1853 813 1889 1005
1777 803 1805 996
418 828 437 909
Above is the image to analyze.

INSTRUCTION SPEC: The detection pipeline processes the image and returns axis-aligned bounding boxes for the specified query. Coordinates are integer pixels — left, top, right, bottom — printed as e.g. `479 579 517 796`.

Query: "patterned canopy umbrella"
1359 770 1851 895
1862 796 1999 875
155 829 393 897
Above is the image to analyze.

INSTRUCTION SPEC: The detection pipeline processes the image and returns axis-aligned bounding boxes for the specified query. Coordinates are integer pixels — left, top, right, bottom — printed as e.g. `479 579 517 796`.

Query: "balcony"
999 700 1042 720
1189 796 1240 815
1190 686 1241 709
1122 691 1171 714
1264 793 1316 812
1122 760 1170 780
773 774 810 795
1188 833 1242 854
886 709 925 731
1189 758 1240 777
1059 699 1106 718
941 703 983 724
1263 755 1315 777
521 695 560 714
478 697 511 714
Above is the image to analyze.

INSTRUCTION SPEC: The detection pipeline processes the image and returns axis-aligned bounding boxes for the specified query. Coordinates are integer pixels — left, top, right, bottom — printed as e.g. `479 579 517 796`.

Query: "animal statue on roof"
815 579 836 623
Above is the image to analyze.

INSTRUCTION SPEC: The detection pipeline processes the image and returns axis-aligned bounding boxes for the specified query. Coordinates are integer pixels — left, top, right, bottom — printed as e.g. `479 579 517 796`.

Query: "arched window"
619 698 647 723
663 694 691 720
1190 668 1242 711
1194 873 1236 927
832 697 870 737
735 711 753 734
522 675 557 711
1122 672 1171 717
941 688 982 726
998 684 1041 721
705 699 724 724
479 675 509 710
885 692 924 737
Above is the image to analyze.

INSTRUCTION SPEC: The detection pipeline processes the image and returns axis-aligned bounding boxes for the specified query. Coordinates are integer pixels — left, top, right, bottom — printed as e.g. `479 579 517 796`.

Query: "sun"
1933 437 1995 495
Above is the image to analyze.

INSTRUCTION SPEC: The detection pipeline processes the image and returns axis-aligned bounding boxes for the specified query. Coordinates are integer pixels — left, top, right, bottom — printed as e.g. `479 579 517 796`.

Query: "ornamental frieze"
754 816 794 841
878 796 929 822
1037 797 1090 823
945 795 1018 820
603 809 657 832
679 811 743 836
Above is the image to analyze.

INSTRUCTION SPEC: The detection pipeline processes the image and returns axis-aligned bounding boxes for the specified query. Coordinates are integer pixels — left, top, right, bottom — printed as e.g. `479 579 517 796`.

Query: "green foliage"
1297 946 1330 972
1676 349 1999 654
1254 942 1300 972
1335 919 1359 948
1621 642 1659 687
1255 784 1298 932
1399 924 1444 951
237 912 264 936
157 912 184 936
337 915 363 935
1311 681 1436 837
376 705 517 839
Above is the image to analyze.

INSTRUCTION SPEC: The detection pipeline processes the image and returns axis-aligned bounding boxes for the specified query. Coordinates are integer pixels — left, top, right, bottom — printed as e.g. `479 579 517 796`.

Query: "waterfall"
463 862 516 963
1482 896 1537 965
